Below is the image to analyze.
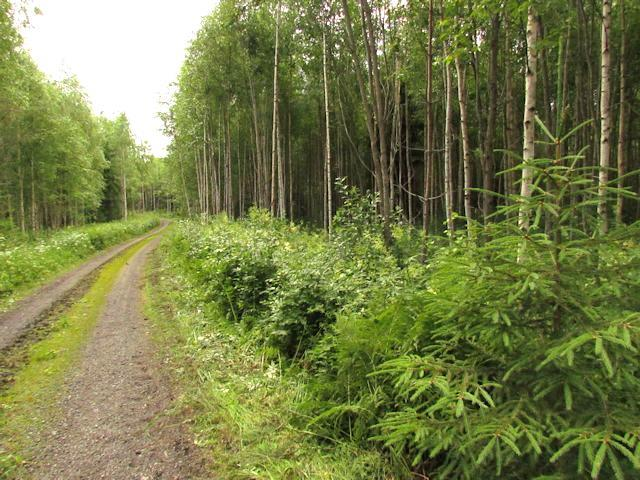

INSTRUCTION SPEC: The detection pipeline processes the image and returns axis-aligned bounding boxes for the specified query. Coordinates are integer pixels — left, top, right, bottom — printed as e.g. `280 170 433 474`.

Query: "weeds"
0 214 160 310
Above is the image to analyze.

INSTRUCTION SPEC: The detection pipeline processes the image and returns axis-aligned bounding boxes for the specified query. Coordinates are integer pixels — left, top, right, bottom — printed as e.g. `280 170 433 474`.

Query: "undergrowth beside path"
160 196 640 479
0 214 160 311
145 241 403 479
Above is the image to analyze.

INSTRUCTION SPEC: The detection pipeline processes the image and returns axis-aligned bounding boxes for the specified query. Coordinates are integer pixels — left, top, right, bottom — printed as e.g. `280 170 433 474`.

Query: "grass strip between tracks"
0 235 155 479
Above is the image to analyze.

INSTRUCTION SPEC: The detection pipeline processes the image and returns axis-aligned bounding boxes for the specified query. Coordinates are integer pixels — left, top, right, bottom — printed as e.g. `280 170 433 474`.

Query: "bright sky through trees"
20 0 215 156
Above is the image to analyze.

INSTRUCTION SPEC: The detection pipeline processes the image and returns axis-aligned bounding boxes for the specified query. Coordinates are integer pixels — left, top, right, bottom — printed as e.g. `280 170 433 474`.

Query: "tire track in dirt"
0 221 169 351
27 232 207 480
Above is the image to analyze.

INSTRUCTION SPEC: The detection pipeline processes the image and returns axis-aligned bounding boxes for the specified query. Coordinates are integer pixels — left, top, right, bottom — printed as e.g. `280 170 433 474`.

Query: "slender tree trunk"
225 107 233 217
405 87 412 223
616 0 627 225
288 109 294 220
323 29 333 235
504 15 518 203
360 0 392 245
122 150 128 221
30 154 37 232
18 164 25 233
481 14 500 220
443 57 455 235
455 57 473 235
277 107 285 218
270 0 281 216
203 117 209 216
519 8 539 233
195 151 202 214
444 57 455 235
390 56 402 212
423 0 434 238
340 0 383 203
248 79 265 209
598 0 612 234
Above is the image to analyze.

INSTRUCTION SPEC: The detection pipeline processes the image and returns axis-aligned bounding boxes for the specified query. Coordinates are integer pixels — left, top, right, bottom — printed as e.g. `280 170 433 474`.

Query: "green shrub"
166 145 640 478
0 214 160 303
169 197 405 361
307 151 640 478
168 210 283 326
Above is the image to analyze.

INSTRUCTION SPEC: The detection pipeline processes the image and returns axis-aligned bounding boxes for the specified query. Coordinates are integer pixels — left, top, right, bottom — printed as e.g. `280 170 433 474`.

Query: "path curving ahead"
0 221 169 351
28 231 205 479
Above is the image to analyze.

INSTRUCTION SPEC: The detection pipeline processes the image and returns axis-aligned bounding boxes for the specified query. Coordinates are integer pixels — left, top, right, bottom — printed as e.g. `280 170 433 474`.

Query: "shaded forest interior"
2 0 640 234
163 0 640 236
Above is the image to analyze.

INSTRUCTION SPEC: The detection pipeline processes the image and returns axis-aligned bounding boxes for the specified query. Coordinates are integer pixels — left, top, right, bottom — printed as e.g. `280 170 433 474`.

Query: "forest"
0 0 170 231
1 0 640 479
163 0 640 237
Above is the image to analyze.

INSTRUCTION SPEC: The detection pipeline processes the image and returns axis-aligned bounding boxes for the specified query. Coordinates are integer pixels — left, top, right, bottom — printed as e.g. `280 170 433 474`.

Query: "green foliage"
0 215 159 306
0 4 170 229
146 243 402 479
169 209 282 327
169 195 404 361
366 221 640 478
168 141 640 478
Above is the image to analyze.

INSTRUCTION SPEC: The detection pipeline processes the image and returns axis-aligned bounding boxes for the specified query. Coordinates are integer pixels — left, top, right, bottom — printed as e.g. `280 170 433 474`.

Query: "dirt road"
26 233 205 479
0 222 168 351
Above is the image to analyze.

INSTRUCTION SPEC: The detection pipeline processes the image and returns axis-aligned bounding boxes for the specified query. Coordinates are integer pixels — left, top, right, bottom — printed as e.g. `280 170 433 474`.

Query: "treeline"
0 2 171 232
165 0 640 234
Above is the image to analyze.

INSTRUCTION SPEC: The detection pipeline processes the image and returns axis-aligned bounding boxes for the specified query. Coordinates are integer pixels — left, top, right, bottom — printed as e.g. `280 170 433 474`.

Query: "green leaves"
169 176 640 479
0 215 159 302
551 430 640 480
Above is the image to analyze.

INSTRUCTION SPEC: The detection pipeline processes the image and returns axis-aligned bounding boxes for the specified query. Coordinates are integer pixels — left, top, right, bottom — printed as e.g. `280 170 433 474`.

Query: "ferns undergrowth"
166 154 640 478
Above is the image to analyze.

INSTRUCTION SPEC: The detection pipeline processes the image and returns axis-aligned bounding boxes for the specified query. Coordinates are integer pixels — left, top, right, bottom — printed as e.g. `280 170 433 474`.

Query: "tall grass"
0 214 160 308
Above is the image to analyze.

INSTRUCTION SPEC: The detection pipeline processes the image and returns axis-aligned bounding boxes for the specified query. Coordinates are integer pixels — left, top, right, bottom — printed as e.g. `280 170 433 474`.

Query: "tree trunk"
360 0 392 246
248 78 265 209
482 13 500 220
598 0 612 234
423 0 434 238
225 107 233 217
30 154 37 232
390 56 402 212
340 0 383 204
504 14 518 203
322 29 333 235
616 0 627 225
203 116 210 216
277 106 285 218
270 0 281 216
455 57 473 235
519 7 539 233
122 150 128 221
18 164 25 233
405 87 412 223
288 109 294 220
443 57 454 235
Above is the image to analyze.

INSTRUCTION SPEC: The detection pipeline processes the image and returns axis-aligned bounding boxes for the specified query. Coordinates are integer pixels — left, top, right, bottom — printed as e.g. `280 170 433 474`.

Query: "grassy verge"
144 240 396 480
0 214 161 312
0 236 154 479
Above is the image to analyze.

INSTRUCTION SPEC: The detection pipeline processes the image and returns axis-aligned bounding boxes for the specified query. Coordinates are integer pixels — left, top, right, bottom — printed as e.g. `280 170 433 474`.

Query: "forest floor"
0 224 207 479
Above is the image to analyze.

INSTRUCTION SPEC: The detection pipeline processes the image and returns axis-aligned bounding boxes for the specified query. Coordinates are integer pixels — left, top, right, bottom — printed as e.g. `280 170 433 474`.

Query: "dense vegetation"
0 214 159 309
0 2 171 231
148 240 401 479
163 0 640 237
165 149 640 478
2 0 640 478
159 4 640 472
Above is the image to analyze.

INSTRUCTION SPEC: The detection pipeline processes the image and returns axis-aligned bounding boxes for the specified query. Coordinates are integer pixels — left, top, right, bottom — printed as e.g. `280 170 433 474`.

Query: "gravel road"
27 232 206 479
0 222 168 351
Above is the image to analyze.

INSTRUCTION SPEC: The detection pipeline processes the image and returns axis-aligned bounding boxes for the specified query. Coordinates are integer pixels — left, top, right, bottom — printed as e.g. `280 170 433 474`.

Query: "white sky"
20 0 216 157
